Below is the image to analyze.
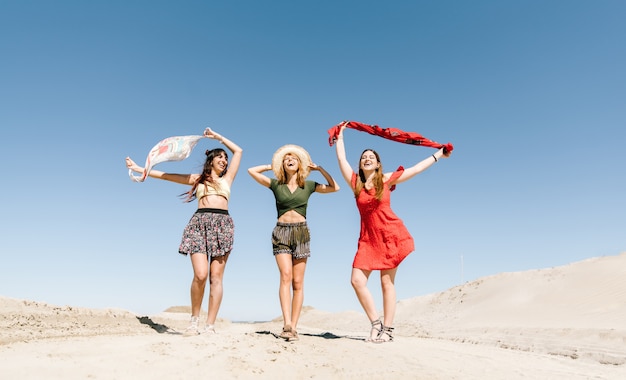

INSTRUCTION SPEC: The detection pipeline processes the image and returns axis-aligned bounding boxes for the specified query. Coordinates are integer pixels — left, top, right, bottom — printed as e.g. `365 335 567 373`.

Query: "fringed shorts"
272 221 310 259
179 208 234 258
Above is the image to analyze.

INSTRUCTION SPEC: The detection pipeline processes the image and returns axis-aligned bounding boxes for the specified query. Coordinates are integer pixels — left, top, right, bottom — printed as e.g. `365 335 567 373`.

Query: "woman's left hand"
204 128 223 141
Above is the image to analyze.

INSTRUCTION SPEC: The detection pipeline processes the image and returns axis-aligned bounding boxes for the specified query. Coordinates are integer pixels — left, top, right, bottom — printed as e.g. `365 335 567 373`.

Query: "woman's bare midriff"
198 195 229 210
277 210 306 223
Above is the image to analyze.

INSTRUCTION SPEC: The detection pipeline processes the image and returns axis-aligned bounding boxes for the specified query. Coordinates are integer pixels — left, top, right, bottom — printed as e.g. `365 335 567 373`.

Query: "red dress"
351 169 415 270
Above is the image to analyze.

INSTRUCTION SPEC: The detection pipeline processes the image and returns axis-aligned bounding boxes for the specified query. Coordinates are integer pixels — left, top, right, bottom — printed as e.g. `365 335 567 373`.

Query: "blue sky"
1 0 624 322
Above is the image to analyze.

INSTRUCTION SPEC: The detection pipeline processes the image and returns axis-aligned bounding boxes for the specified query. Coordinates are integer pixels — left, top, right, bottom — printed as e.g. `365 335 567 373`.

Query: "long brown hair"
180 148 228 202
276 153 306 187
354 149 384 200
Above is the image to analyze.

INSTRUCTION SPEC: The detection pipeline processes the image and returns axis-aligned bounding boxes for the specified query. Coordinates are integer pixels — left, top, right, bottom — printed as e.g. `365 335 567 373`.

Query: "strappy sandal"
288 330 299 342
366 318 383 342
183 316 201 336
279 325 294 340
373 325 394 343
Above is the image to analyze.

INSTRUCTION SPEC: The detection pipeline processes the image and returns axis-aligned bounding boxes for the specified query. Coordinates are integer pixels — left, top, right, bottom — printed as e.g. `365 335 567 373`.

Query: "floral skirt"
178 208 234 257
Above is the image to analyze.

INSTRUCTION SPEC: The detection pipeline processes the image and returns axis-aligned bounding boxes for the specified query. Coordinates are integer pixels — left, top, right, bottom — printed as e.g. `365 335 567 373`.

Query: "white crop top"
196 178 230 201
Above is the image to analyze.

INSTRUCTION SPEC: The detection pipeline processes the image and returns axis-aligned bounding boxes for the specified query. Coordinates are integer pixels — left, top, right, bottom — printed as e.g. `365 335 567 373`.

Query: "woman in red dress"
334 122 450 343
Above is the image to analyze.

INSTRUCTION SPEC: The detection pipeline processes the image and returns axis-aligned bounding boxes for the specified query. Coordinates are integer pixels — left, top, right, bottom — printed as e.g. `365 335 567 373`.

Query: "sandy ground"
1 252 625 379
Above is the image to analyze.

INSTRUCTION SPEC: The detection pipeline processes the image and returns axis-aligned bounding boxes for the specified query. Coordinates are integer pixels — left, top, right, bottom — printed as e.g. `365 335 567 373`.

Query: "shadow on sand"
255 330 363 341
137 316 181 335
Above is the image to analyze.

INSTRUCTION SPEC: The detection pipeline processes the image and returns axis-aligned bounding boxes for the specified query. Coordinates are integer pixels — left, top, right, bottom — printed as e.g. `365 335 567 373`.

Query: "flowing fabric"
129 135 205 182
327 120 454 152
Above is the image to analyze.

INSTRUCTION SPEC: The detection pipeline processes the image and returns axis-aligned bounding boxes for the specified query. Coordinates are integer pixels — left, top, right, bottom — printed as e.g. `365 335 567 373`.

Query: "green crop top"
196 178 230 201
269 179 318 218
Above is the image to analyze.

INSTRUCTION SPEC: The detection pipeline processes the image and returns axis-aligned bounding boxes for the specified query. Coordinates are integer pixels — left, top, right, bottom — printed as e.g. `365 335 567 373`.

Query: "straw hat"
272 144 312 178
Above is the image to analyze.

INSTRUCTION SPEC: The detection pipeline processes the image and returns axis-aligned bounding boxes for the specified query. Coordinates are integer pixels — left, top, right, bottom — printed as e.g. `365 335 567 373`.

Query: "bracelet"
432 154 438 162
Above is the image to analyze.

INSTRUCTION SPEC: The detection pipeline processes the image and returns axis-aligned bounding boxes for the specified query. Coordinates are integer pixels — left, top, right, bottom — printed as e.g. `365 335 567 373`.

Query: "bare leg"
275 253 294 328
206 253 229 327
351 268 378 320
351 268 381 340
380 268 398 327
290 257 307 330
189 253 209 317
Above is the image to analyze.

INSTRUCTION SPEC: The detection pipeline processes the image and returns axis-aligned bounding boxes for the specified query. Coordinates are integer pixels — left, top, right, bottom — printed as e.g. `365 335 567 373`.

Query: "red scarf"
327 120 454 153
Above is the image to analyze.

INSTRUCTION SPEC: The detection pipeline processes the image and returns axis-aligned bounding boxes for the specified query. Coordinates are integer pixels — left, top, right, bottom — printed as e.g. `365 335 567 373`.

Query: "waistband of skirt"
196 208 229 215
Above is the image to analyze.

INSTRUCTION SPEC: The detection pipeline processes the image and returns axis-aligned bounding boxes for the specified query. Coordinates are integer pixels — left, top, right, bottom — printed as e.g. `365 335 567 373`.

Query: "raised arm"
310 163 340 193
391 147 451 185
205 128 243 184
125 157 199 185
247 164 272 188
334 123 354 186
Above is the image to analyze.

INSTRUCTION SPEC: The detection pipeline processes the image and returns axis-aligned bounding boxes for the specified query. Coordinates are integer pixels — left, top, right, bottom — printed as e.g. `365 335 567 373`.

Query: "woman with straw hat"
248 144 340 341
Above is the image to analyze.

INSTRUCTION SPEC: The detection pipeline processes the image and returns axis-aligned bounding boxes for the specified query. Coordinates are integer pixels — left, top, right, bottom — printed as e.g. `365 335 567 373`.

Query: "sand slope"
1 253 625 379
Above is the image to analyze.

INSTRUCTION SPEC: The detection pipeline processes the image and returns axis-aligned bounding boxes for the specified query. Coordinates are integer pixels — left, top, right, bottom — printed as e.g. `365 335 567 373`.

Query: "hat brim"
272 144 312 178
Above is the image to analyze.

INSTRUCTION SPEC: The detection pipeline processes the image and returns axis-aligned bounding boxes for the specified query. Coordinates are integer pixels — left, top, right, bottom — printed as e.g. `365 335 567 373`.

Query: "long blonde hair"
276 153 306 187
354 149 384 200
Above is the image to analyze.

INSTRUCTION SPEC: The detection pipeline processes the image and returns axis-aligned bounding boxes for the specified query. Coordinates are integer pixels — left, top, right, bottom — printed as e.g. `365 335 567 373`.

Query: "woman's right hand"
125 157 143 173
338 121 348 138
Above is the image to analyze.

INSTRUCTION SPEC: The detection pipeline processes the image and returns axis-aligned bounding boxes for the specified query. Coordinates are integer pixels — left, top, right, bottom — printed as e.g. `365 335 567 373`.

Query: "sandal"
366 318 383 342
373 325 394 343
288 330 299 342
183 316 201 336
279 325 294 340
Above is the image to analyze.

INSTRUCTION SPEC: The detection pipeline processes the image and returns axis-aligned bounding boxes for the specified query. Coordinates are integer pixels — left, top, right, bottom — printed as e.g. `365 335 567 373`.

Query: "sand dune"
1 253 625 379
